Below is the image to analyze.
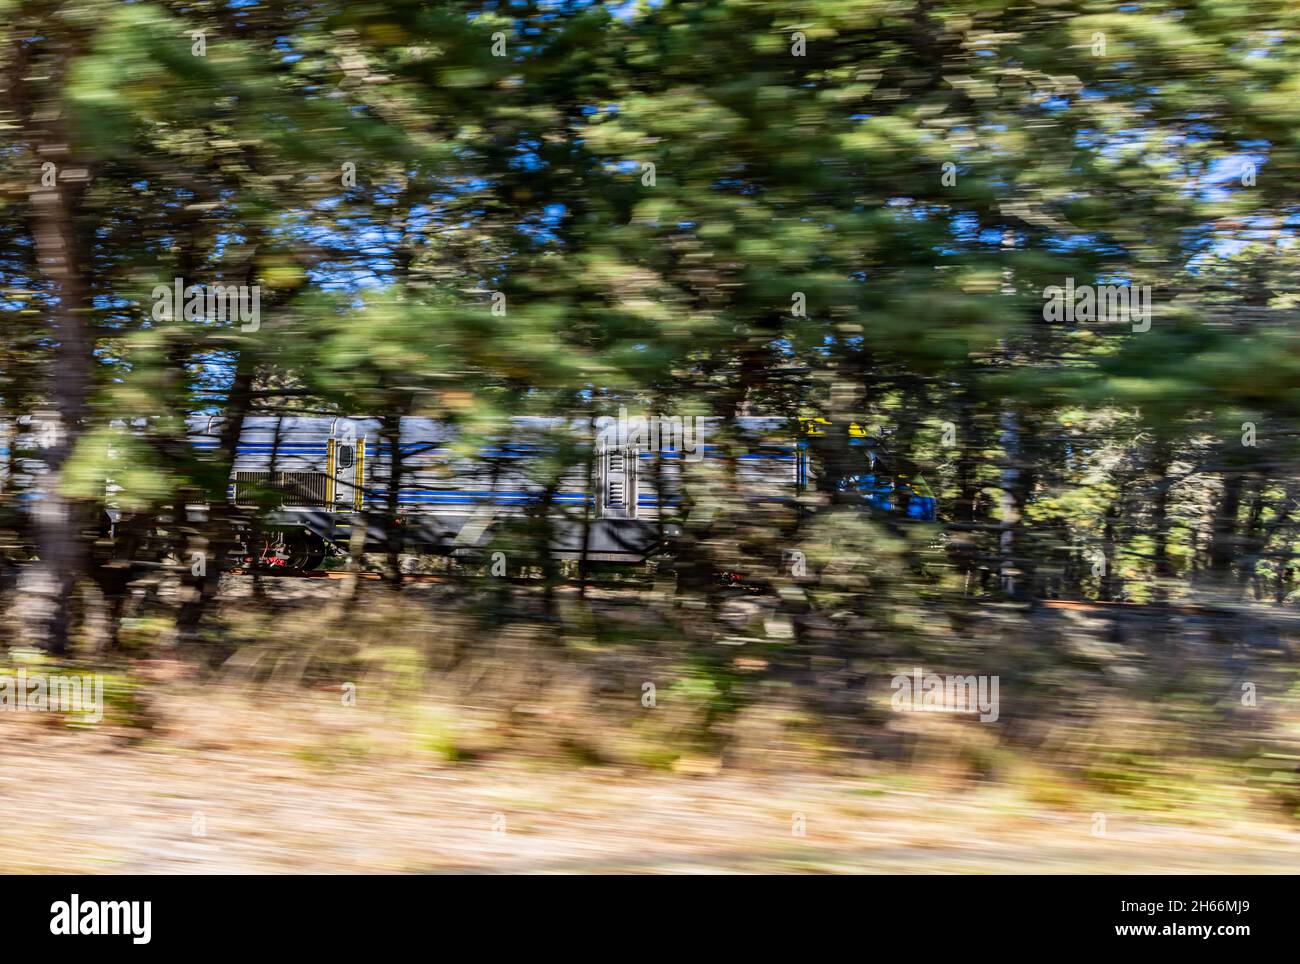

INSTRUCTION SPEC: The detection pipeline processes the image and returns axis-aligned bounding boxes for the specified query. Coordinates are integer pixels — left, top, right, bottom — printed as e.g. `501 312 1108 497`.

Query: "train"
4 413 937 570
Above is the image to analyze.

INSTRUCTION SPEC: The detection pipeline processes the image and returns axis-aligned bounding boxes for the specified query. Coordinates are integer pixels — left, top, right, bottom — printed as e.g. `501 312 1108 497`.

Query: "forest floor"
2 683 1297 874
3 574 1298 873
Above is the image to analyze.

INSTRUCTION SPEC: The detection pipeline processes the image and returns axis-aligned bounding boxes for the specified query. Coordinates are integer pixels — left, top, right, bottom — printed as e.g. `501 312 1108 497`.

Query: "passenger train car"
3 414 936 569
198 414 936 567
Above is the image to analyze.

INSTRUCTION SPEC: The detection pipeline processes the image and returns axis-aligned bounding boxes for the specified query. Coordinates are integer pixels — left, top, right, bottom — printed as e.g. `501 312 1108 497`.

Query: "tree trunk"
997 407 1023 597
381 405 409 586
1149 439 1175 601
1206 471 1245 583
175 351 256 647
1236 475 1266 597
25 86 95 654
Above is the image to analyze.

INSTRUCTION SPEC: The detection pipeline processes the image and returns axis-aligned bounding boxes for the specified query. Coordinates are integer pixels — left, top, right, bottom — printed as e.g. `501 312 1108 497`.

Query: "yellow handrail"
325 438 336 504
354 438 365 509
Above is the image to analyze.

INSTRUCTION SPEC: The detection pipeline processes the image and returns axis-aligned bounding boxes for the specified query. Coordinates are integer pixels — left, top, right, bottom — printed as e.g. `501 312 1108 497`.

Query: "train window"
337 444 354 469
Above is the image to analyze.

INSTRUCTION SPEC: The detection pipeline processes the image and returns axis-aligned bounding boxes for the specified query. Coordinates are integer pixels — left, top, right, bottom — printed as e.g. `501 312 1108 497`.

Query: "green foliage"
3 0 1300 811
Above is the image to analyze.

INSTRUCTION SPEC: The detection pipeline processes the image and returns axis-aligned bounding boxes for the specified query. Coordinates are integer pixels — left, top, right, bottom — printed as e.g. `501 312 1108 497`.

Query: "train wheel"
289 546 326 570
283 533 327 571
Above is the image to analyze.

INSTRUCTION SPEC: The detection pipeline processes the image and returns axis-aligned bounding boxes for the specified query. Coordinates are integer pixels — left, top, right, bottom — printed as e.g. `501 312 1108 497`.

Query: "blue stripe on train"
376 491 591 504
637 449 795 460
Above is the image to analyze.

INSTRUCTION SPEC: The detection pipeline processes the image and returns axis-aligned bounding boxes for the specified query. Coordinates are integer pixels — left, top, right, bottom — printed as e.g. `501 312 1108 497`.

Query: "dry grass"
1 676 1297 874
4 576 1298 873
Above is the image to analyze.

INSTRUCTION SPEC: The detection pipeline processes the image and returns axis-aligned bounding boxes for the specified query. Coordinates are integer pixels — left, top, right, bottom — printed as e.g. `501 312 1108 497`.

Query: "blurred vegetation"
2 0 1300 816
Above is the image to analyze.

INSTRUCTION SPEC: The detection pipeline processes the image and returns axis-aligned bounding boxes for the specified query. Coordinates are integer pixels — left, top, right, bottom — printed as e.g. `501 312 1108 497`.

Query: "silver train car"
0 413 934 568
184 413 935 567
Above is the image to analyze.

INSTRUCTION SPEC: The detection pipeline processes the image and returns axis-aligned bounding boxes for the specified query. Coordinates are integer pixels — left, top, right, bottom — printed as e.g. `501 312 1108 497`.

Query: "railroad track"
1040 598 1215 615
218 569 1299 617
222 567 665 590
225 568 446 582
1039 597 1300 620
